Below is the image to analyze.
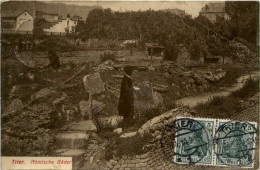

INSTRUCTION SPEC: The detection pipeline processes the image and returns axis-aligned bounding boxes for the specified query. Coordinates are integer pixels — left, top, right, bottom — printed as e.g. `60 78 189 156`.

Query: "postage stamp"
173 117 216 165
214 120 257 168
172 117 257 168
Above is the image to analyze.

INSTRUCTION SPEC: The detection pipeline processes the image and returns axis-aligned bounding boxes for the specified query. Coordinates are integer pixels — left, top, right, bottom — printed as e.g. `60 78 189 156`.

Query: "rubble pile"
2 35 258 169
1 65 89 156
167 68 226 92
1 101 57 156
15 52 49 68
99 60 115 71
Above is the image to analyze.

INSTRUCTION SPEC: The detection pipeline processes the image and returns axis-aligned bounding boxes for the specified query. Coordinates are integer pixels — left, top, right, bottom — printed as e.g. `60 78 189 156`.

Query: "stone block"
136 155 142 159
106 162 113 168
110 159 117 166
83 73 104 94
128 163 135 168
3 98 23 115
69 120 97 132
140 153 148 159
122 155 127 160
118 159 124 164
140 162 147 167
113 164 120 168
125 160 131 164
120 163 127 168
132 159 140 163
140 158 148 163
31 88 56 100
98 115 123 129
56 132 89 149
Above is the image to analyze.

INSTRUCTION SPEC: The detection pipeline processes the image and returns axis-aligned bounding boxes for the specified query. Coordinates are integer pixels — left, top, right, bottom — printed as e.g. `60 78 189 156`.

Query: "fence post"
89 92 92 120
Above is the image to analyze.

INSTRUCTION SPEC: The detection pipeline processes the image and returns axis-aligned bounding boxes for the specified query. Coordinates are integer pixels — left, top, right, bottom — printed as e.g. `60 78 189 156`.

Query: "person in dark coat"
48 50 60 69
118 66 134 128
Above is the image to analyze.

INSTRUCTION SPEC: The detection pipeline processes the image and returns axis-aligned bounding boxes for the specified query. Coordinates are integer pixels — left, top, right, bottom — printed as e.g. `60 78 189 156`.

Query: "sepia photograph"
1 0 259 169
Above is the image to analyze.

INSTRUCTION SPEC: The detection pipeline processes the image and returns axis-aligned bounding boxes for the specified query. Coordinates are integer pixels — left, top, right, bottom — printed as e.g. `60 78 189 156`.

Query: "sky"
61 1 210 17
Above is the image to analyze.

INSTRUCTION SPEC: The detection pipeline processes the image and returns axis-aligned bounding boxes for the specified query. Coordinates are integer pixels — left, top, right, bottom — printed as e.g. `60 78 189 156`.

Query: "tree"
225 1 259 43
33 18 45 39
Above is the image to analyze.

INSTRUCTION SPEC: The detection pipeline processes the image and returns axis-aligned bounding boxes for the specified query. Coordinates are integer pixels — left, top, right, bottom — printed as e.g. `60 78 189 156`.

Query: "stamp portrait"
173 117 215 165
214 120 257 168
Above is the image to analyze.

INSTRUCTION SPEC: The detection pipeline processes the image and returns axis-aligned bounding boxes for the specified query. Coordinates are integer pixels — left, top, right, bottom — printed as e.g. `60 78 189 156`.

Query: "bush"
194 96 240 118
34 37 81 52
216 66 245 87
232 79 259 98
194 79 258 119
33 27 45 40
233 37 257 52
163 45 179 61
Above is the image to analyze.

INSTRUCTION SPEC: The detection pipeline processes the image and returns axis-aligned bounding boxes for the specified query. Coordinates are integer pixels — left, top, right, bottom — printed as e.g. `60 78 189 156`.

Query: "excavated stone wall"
105 108 195 169
105 93 260 169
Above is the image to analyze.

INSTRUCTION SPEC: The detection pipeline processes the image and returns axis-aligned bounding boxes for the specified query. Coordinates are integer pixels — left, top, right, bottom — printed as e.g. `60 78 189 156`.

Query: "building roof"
1 9 33 18
200 2 226 13
71 15 82 21
36 10 59 16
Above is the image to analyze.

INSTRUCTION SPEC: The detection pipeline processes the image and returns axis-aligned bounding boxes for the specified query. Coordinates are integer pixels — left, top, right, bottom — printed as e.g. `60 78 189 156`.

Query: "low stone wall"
106 107 194 169
105 97 260 169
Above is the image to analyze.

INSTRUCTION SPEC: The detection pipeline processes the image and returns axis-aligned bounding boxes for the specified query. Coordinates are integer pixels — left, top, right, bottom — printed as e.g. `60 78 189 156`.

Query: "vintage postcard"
1 0 259 169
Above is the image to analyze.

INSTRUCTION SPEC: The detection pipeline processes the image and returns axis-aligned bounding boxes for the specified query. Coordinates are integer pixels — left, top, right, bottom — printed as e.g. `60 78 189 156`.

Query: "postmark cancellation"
174 118 215 165
173 117 257 168
214 120 257 168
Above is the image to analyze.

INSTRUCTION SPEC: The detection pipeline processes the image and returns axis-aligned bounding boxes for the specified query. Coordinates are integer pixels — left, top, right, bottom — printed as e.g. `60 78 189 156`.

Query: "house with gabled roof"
1 9 34 33
199 2 230 23
42 14 78 35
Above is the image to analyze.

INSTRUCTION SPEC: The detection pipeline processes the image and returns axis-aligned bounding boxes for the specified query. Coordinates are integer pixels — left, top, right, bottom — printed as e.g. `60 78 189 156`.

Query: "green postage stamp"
173 117 257 168
215 120 257 168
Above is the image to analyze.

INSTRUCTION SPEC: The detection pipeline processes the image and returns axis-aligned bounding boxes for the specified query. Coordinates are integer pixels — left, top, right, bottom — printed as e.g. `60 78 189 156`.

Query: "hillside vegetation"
76 9 226 61
76 1 258 61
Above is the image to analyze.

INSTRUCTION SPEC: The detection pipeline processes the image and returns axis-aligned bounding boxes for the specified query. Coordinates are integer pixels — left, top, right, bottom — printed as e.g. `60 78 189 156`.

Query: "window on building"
2 21 15 29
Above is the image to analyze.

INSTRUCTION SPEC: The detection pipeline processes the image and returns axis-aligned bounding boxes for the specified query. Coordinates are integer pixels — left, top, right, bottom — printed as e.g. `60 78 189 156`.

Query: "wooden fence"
1 29 67 36
1 30 33 35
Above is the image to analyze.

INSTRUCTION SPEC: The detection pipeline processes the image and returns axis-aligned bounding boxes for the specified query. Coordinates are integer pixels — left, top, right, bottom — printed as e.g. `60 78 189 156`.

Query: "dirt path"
175 71 259 107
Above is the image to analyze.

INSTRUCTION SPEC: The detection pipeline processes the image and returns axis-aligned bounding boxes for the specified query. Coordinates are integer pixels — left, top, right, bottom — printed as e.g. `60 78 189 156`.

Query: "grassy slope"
194 79 259 119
